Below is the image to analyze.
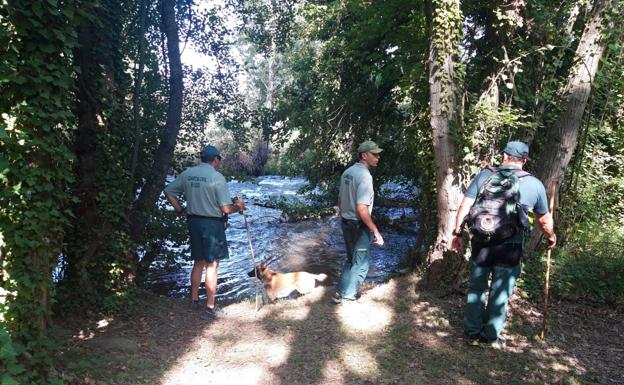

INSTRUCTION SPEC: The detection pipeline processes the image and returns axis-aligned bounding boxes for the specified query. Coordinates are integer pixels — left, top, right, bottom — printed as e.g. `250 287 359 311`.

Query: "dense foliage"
1 2 78 382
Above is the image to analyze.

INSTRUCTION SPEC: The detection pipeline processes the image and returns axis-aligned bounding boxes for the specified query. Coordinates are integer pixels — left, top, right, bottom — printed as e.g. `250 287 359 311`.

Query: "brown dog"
249 262 328 302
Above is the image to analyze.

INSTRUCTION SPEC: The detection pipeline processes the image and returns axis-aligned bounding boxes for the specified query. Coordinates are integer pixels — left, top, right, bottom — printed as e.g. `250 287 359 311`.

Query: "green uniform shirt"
164 163 231 217
465 164 548 214
339 162 374 221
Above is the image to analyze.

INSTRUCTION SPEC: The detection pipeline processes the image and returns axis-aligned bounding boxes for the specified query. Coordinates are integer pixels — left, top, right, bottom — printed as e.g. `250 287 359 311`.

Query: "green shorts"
187 216 229 262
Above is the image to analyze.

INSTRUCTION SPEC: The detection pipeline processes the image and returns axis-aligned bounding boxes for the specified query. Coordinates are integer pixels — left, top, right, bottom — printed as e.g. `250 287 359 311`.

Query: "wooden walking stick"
539 186 556 340
239 195 261 311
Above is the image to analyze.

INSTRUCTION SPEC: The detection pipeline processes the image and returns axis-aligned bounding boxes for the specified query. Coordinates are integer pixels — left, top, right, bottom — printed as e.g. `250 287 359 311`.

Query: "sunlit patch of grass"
340 342 379 377
336 301 394 334
278 305 311 321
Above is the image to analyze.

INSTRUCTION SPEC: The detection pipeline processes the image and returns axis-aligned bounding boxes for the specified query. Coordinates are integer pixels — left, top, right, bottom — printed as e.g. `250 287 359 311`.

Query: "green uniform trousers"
337 218 372 300
464 261 521 341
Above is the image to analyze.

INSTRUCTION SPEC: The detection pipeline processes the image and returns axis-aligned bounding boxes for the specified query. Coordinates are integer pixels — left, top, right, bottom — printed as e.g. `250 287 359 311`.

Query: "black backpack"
467 167 531 243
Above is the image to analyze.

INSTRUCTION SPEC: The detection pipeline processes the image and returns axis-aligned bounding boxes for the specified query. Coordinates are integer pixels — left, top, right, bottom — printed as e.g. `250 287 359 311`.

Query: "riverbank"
55 274 623 385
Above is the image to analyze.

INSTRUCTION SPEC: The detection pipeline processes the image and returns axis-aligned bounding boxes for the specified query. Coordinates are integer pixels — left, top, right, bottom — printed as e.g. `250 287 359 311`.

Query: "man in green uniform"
164 145 245 319
452 141 556 347
333 140 385 304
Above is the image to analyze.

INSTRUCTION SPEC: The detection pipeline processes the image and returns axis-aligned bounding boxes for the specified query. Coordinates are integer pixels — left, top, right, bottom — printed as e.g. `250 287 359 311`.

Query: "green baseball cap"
503 141 529 160
357 140 383 154
201 144 221 158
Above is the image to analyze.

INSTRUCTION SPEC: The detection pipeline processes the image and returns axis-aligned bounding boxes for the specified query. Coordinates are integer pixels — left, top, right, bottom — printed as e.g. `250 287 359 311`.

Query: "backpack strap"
509 169 531 178
474 167 530 200
475 167 499 197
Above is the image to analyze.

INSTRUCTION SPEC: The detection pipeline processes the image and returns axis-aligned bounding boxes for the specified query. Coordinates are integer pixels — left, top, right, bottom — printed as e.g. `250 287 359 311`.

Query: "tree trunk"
135 241 164 284
130 0 183 247
130 0 149 194
67 17 103 293
521 0 585 144
425 0 464 274
528 0 610 254
254 0 279 176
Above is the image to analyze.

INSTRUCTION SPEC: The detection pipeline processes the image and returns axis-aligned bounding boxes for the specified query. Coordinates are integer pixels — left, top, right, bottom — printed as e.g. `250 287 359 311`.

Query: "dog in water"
248 262 328 303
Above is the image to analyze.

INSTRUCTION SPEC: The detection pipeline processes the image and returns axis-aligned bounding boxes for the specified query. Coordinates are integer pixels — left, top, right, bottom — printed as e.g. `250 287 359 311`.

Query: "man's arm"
165 193 186 216
220 198 245 215
356 204 384 246
453 197 475 235
536 212 557 249
451 196 475 252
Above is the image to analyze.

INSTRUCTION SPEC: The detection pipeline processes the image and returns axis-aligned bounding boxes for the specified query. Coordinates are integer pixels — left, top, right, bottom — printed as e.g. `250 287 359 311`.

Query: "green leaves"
1 375 21 385
0 328 26 385
1 0 79 383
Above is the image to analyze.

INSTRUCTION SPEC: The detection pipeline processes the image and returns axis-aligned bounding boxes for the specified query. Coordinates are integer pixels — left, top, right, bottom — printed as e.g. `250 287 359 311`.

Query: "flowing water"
145 176 418 303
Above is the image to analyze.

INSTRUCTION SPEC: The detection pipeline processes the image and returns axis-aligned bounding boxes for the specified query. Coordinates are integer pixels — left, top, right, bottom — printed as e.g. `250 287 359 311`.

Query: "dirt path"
57 274 623 385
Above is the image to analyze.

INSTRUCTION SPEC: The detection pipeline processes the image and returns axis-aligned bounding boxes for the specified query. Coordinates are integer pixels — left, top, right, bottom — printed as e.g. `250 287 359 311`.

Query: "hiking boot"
191 300 202 310
332 292 358 306
481 337 507 349
466 336 480 347
201 306 225 320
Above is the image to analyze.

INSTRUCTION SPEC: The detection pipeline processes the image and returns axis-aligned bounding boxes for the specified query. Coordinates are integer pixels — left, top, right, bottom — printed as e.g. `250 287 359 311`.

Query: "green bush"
522 222 624 306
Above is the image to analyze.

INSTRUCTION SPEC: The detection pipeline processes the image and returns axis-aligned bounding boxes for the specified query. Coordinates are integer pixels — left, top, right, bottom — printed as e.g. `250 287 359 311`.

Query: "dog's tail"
315 273 328 282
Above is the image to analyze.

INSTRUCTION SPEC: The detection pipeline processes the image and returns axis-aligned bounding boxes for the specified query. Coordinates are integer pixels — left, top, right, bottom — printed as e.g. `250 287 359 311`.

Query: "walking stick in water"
239 196 261 311
539 188 556 340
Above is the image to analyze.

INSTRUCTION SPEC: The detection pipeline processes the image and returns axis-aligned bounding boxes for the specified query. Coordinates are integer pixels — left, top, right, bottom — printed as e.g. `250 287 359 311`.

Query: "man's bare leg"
205 261 219 309
191 260 206 302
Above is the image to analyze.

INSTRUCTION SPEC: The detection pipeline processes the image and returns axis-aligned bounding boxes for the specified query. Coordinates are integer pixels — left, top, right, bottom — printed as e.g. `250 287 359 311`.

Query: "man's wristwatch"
452 229 463 236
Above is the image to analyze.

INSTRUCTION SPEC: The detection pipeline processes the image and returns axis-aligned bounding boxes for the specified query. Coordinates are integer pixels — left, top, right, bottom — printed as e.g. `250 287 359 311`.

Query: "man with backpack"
451 141 556 348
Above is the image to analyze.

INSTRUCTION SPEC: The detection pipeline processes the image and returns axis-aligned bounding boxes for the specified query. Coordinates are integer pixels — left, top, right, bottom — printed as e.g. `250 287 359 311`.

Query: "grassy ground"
54 274 623 385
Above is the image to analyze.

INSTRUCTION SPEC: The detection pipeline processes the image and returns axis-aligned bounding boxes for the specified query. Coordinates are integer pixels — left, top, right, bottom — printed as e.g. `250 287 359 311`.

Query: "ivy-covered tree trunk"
64 1 130 298
424 0 464 283
528 0 610 253
130 0 184 251
130 0 149 189
0 1 77 380
67 12 105 294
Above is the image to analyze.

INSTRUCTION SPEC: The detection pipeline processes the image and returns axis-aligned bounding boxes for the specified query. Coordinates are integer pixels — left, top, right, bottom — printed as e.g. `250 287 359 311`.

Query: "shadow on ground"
55 274 623 385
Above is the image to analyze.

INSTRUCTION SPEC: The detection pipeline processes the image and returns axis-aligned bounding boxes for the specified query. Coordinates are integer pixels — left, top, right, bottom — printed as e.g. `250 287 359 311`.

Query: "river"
145 175 418 303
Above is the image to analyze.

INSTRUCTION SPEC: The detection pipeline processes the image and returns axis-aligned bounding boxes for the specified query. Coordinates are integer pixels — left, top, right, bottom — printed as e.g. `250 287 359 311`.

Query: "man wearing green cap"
164 144 245 319
451 141 556 348
332 140 385 304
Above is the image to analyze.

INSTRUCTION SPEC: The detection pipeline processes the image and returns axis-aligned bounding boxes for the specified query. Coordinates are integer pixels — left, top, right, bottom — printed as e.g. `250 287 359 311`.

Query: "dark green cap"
201 144 221 158
357 140 383 154
503 141 529 160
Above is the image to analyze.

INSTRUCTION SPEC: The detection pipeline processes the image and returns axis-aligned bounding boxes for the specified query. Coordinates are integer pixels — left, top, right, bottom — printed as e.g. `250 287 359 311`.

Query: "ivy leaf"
6 363 25 375
47 0 58 6
1 374 21 385
32 2 44 18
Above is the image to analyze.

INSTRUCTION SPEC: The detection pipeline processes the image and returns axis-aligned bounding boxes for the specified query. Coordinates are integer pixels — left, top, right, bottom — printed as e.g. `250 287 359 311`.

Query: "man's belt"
341 217 361 225
187 214 226 221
